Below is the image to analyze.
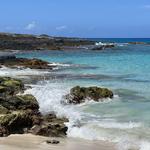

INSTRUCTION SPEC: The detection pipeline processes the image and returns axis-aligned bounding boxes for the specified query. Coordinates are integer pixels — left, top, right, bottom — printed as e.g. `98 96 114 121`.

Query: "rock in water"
0 95 39 111
65 86 113 104
0 77 24 97
128 42 145 45
92 44 115 50
0 57 54 69
29 113 68 137
0 77 68 137
0 110 35 134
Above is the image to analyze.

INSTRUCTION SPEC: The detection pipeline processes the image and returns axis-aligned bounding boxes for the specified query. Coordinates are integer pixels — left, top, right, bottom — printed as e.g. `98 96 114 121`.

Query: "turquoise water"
16 42 150 149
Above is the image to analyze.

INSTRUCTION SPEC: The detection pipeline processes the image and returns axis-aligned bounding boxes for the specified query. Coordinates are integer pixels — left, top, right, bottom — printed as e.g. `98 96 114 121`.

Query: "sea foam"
0 66 49 77
23 80 150 150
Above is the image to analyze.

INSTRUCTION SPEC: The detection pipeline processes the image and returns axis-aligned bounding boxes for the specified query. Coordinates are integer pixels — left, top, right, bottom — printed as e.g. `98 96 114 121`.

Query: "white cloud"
56 25 67 31
25 21 36 30
144 5 150 9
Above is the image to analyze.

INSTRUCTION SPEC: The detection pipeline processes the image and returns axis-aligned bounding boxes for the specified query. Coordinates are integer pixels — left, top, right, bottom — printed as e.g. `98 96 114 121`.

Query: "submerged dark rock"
65 86 113 104
128 42 146 45
0 77 68 137
0 54 16 61
0 56 54 69
92 44 115 50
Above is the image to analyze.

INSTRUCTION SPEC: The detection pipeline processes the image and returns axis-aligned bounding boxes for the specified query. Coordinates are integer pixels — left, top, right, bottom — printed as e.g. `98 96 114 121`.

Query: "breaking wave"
24 80 150 150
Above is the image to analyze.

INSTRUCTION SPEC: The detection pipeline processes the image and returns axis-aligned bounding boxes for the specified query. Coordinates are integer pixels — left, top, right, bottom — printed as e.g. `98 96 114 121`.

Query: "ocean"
2 38 150 150
90 38 150 43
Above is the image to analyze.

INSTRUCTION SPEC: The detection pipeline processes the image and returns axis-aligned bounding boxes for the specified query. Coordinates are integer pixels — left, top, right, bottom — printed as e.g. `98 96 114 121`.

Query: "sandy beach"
0 134 117 150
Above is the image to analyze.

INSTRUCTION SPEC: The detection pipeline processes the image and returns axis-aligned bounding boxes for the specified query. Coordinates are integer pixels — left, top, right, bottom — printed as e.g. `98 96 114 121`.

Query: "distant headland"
0 32 95 51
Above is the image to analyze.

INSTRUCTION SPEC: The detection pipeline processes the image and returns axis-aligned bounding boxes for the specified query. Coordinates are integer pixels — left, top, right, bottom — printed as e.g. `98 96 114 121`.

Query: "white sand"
0 134 117 150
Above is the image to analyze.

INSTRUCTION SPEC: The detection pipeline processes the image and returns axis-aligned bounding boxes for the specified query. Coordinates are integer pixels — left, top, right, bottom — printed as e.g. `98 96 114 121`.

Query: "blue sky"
0 0 150 38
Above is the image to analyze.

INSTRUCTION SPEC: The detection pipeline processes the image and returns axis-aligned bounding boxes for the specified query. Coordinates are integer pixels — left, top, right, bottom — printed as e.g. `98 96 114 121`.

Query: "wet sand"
0 134 117 150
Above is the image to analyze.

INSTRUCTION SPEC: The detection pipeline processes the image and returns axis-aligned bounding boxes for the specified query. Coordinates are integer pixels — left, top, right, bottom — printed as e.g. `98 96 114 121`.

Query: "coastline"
0 63 116 150
0 134 117 150
1 37 150 150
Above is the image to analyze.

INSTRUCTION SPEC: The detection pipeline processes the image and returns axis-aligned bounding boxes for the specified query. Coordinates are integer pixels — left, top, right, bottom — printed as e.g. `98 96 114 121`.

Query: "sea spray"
0 66 49 77
23 79 150 150
24 80 82 126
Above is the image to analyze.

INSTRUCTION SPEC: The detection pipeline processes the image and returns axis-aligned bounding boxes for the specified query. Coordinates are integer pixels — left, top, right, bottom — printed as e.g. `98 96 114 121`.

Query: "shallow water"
3 42 150 149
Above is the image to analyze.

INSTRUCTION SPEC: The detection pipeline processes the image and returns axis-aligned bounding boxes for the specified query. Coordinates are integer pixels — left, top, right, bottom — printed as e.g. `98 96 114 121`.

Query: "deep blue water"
90 38 150 43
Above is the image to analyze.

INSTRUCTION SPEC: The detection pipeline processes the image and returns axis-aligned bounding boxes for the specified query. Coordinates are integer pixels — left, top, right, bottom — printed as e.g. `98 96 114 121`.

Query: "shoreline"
0 134 117 150
1 45 150 150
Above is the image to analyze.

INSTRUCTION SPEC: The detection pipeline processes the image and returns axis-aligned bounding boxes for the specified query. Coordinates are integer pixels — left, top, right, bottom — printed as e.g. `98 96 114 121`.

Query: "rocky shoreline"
0 52 114 139
0 32 150 52
0 32 118 51
0 33 95 51
0 55 56 69
0 77 68 137
0 76 114 138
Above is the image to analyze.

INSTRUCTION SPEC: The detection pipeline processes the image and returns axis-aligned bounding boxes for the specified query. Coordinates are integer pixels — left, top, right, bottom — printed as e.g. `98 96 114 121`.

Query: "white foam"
117 43 128 47
117 139 150 150
0 66 49 77
24 81 82 123
49 62 71 67
67 124 101 140
96 121 141 129
23 80 149 150
67 119 142 142
140 141 150 150
95 42 115 46
77 94 119 107
24 81 107 141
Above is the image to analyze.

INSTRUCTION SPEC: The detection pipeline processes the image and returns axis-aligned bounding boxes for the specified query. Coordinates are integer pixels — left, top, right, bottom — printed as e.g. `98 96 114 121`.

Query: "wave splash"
24 80 150 150
0 66 49 77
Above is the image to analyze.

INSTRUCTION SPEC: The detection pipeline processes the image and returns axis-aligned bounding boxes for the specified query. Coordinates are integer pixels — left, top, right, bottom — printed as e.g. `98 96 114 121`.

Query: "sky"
0 0 150 38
